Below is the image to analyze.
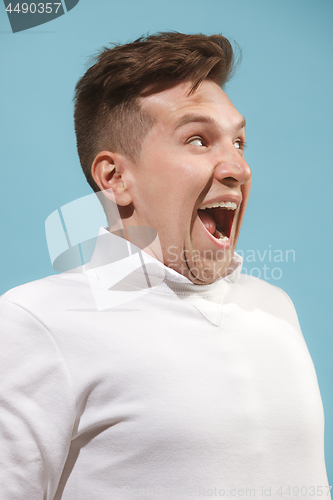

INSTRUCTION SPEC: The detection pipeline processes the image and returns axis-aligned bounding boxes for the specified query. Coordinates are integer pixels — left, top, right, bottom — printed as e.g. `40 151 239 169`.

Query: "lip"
198 193 242 210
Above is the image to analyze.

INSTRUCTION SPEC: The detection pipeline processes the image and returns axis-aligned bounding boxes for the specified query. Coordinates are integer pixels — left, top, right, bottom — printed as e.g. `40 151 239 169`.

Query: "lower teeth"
216 230 229 242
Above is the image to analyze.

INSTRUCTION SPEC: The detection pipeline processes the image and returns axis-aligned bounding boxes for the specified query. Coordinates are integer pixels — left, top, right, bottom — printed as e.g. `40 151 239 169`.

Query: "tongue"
198 210 216 235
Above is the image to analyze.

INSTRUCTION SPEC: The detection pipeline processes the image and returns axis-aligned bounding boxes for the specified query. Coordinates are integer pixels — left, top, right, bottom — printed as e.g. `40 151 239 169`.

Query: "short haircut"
74 32 235 192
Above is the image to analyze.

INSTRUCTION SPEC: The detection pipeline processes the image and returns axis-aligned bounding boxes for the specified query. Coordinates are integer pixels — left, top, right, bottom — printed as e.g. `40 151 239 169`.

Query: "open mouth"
197 201 237 242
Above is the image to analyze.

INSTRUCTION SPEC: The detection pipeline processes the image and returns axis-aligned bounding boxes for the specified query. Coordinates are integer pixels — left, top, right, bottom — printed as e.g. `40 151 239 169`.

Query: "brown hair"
74 32 235 192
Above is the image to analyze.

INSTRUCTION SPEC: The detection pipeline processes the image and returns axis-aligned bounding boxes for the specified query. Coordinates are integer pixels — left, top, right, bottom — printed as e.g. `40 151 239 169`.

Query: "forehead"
139 80 244 131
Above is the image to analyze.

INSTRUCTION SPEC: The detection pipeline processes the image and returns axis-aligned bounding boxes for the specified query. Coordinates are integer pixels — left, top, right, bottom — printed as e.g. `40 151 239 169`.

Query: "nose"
214 150 251 189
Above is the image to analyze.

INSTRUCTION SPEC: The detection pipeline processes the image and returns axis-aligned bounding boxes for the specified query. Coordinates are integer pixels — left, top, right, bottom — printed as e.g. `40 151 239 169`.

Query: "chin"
186 257 234 285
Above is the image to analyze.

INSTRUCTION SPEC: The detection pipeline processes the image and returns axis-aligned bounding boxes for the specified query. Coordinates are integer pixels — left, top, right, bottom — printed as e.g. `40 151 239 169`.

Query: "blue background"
1 0 332 483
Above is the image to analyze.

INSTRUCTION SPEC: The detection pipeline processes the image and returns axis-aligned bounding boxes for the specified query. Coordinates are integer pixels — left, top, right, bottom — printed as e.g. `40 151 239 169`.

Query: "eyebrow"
174 114 246 131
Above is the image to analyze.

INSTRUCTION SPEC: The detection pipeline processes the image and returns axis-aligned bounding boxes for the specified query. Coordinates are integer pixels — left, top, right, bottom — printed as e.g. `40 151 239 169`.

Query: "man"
0 33 330 499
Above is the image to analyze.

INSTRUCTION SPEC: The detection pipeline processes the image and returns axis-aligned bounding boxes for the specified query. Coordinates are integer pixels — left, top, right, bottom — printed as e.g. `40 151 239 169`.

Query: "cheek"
137 144 210 208
242 178 251 201
174 160 210 200
143 152 180 189
238 179 251 220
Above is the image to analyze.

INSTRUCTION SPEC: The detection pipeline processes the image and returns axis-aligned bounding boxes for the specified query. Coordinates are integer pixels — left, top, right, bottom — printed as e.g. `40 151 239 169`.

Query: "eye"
187 136 206 147
233 139 246 150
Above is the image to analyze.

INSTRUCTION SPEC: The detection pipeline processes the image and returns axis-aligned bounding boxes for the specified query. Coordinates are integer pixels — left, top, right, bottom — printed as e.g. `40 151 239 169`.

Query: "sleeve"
0 296 77 500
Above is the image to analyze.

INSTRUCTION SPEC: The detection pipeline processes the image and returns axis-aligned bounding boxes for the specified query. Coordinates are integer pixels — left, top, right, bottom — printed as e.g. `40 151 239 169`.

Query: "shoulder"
238 272 293 301
227 273 302 332
0 267 92 319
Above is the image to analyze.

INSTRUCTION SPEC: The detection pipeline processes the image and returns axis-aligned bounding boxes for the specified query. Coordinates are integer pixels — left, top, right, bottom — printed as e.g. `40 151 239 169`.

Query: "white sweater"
0 230 330 499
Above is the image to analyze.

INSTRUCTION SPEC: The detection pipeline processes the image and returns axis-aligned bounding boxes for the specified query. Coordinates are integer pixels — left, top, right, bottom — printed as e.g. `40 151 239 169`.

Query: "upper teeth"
199 201 237 210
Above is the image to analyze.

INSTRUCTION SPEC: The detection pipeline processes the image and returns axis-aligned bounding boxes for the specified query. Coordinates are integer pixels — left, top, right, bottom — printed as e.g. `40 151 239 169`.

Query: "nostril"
222 176 238 187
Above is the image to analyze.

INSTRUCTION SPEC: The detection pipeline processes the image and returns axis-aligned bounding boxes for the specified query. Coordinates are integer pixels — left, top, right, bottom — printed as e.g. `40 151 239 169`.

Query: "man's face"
126 80 251 284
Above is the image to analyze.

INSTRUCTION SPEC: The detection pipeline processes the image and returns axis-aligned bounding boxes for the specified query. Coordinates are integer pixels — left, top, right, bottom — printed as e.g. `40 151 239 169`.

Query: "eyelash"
234 139 247 151
187 136 247 151
187 136 207 147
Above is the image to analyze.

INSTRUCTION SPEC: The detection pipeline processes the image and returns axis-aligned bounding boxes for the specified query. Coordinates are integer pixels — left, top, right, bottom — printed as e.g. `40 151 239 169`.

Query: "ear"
91 151 133 206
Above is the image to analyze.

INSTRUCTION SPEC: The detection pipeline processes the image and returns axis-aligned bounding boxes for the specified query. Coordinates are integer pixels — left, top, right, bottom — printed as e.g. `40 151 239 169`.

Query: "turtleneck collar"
88 227 242 289
84 228 243 322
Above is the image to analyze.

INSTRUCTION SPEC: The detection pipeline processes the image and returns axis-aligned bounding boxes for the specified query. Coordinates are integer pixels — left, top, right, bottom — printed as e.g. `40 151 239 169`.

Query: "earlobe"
91 151 133 206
